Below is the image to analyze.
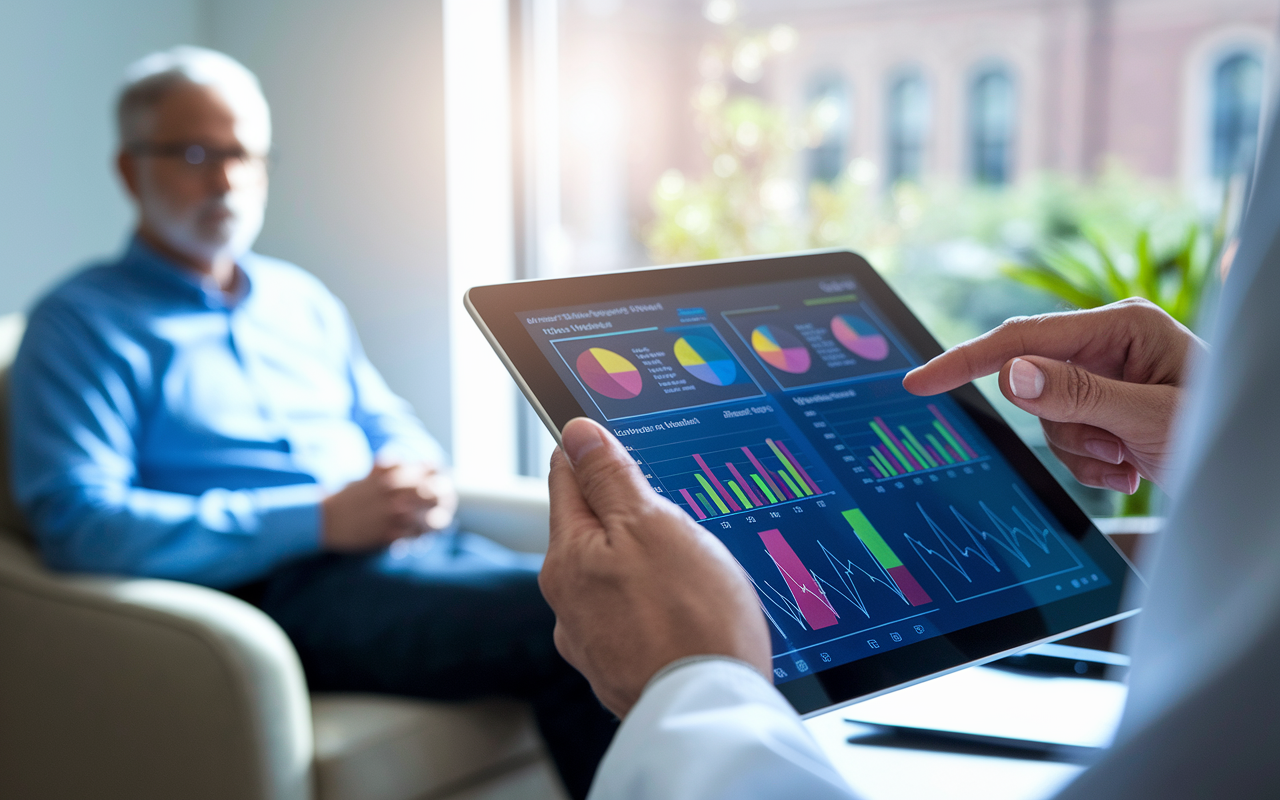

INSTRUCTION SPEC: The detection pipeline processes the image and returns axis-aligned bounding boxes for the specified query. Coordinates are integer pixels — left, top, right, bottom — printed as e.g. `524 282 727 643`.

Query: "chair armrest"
456 476 550 554
0 546 314 800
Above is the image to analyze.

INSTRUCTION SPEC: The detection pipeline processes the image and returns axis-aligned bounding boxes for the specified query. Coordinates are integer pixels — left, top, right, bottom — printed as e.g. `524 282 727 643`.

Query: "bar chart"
816 400 986 482
632 429 829 520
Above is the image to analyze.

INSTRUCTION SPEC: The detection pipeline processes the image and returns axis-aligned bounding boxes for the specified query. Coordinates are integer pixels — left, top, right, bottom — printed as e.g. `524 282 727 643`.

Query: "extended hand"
541 418 772 717
902 298 1206 492
321 461 457 551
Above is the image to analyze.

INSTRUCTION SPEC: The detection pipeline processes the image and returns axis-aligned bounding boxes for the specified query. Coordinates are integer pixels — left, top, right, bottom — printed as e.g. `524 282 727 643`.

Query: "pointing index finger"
903 311 1103 396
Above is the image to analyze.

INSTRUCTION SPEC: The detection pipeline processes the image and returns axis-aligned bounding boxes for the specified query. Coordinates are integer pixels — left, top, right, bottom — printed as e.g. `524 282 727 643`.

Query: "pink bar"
726 462 763 506
692 453 741 512
874 417 923 471
741 446 785 501
759 529 839 630
773 439 822 495
679 488 707 520
928 404 978 459
924 444 944 466
773 470 795 499
875 445 905 474
868 464 883 479
888 565 933 606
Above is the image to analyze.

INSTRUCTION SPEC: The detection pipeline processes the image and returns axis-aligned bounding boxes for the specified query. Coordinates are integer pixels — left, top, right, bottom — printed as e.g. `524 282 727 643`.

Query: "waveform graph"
741 514 939 646
758 530 839 630
902 484 1085 603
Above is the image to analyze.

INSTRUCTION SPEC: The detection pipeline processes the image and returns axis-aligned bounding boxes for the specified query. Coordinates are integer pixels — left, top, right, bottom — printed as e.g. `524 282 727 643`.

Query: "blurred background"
2 0 1275 516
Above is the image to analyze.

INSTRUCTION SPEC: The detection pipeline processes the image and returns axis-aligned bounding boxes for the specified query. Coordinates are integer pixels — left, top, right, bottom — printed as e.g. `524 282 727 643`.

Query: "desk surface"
804 665 1128 800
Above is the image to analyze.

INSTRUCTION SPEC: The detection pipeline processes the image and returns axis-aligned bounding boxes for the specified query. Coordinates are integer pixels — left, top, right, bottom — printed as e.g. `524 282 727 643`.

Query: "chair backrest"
0 314 35 551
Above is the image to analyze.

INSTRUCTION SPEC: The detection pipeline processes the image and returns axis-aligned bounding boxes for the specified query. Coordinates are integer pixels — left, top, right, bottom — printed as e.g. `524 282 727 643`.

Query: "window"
805 74 851 185
1212 51 1264 180
886 71 930 184
970 66 1015 185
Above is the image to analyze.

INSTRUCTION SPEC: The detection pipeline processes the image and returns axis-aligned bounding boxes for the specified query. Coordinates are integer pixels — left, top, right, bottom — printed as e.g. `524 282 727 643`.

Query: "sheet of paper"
842 665 1128 748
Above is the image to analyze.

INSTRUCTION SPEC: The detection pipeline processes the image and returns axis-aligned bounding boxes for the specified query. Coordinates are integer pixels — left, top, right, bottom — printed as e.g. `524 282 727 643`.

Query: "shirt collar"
122 234 255 310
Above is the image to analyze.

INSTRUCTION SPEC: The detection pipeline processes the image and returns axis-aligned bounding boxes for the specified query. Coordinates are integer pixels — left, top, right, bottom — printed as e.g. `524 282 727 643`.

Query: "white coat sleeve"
587 657 858 800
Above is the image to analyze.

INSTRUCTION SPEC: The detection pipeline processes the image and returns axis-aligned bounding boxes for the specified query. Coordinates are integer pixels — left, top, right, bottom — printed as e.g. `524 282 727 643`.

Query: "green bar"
901 434 934 470
696 492 718 517
728 481 753 509
803 293 859 306
926 433 955 465
767 439 812 496
875 449 900 476
697 474 730 514
842 509 904 569
933 420 968 462
870 421 914 473
870 451 895 477
751 473 779 504
778 471 804 499
901 427 938 468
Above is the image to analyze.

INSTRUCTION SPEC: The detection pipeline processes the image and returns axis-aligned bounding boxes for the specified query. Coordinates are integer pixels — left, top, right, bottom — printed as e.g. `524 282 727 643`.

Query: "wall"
0 0 201 316
204 0 455 453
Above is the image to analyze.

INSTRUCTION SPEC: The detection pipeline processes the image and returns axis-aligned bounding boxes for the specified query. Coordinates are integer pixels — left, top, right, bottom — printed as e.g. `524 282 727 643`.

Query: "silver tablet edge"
798 607 1141 720
464 288 565 448
464 279 1142 719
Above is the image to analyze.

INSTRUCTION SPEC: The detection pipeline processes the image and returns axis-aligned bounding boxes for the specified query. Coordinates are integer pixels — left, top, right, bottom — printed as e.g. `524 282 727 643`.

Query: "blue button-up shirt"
8 237 445 588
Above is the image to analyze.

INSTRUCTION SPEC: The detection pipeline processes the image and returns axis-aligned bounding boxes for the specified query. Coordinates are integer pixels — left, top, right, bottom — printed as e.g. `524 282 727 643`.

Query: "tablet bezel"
465 249 1142 716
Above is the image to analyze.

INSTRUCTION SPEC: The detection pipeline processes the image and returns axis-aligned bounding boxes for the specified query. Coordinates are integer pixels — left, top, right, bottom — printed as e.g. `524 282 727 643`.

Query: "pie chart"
830 314 890 361
674 335 738 386
576 347 643 399
751 326 811 373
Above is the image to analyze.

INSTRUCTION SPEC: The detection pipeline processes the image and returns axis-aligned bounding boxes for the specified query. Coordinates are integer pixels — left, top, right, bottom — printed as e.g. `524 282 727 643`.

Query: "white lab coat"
588 120 1280 800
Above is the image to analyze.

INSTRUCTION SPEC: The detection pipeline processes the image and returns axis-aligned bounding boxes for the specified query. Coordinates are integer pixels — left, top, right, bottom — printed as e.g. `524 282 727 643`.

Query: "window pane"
1213 52 1264 179
888 72 930 184
543 0 1279 509
971 68 1015 186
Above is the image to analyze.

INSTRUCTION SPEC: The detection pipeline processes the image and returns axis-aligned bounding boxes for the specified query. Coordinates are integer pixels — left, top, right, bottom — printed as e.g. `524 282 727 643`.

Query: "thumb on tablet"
560 417 656 520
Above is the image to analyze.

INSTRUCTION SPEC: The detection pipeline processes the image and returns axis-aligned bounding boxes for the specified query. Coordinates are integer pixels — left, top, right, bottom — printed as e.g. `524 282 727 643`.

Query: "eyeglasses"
127 142 271 170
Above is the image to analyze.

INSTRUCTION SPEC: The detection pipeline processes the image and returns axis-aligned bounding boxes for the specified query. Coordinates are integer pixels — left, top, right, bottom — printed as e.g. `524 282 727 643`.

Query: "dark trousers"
232 530 617 800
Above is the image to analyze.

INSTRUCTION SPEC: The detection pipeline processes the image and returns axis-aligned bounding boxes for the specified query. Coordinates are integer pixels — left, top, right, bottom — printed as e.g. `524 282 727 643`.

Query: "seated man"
8 46 613 798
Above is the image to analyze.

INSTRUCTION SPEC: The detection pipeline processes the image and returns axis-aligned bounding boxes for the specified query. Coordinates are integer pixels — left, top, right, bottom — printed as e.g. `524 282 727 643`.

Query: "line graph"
746 518 934 639
903 484 1083 603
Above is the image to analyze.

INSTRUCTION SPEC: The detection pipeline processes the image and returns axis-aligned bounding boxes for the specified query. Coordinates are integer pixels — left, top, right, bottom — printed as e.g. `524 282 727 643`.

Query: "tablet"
465 250 1141 716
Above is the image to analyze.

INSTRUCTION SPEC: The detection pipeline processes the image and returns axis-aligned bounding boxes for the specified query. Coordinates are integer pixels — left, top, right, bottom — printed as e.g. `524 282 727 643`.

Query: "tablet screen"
516 273 1113 687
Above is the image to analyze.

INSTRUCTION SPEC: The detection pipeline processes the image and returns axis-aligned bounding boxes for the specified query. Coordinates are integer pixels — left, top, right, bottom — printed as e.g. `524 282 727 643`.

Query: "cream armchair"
0 314 567 800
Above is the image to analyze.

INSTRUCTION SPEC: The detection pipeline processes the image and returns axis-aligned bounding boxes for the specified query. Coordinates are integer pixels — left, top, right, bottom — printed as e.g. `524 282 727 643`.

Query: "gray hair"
116 46 271 150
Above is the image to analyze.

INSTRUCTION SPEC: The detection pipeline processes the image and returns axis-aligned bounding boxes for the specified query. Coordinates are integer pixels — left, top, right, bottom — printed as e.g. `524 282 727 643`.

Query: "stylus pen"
846 722 1103 764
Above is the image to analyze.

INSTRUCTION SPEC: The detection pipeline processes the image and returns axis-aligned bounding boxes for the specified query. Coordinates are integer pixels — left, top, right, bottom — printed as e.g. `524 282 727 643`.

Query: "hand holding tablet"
467 250 1141 716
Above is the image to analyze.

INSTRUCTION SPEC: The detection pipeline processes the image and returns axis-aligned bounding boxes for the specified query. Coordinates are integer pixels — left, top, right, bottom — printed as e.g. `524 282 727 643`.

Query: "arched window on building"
887 71 929 184
970 66 1016 186
806 74 852 185
1212 51 1265 180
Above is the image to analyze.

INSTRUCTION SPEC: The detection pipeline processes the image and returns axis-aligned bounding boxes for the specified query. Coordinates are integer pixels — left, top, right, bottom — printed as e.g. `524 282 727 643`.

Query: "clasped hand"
321 460 458 551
